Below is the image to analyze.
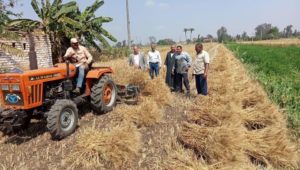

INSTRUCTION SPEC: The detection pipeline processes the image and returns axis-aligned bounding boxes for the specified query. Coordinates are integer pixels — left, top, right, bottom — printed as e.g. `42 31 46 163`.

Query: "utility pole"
126 0 132 48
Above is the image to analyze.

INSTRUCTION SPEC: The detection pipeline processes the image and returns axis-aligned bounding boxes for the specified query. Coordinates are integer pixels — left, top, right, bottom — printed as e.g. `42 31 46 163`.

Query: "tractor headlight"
12 84 20 91
1 84 9 91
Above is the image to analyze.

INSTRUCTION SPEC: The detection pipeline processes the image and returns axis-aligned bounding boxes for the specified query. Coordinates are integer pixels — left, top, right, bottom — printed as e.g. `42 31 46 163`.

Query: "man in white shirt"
147 44 162 79
128 46 146 70
192 43 210 95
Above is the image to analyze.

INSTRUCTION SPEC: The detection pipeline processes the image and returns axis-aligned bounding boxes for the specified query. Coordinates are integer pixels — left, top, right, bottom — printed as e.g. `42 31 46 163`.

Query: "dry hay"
162 140 209 170
176 44 300 169
111 97 164 127
95 58 173 106
67 122 142 169
245 128 299 169
142 76 173 106
178 122 247 165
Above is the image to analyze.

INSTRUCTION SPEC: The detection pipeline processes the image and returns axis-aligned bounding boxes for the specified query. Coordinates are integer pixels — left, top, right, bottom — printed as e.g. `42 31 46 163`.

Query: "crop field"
226 44 300 134
239 38 300 46
0 43 299 169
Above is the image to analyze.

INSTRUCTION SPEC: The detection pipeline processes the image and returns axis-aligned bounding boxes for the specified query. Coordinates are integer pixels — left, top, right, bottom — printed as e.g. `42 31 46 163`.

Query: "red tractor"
0 62 139 140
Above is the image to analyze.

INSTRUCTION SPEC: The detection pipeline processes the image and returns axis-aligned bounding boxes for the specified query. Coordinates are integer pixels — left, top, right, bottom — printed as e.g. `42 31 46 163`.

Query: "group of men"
62 37 210 96
128 43 210 96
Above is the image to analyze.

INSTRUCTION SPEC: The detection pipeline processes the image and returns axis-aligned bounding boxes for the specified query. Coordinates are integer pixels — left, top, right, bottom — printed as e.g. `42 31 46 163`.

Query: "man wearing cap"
63 38 93 93
173 45 192 96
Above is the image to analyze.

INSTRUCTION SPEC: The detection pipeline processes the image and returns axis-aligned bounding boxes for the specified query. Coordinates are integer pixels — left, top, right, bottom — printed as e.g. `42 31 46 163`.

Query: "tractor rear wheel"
47 99 78 140
91 75 117 114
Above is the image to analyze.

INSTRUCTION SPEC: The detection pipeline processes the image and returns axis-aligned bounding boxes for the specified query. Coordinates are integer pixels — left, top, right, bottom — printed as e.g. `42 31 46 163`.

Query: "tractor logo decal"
29 73 59 81
5 94 21 104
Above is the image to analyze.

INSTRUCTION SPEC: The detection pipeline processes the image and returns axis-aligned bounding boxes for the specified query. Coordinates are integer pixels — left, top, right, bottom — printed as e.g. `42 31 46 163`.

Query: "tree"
284 25 293 38
255 23 279 40
267 26 279 39
190 28 195 41
60 0 117 50
183 28 188 41
242 31 249 41
217 26 230 43
0 0 24 55
293 29 300 37
157 38 175 46
8 0 117 63
236 34 241 40
206 34 213 39
149 36 157 44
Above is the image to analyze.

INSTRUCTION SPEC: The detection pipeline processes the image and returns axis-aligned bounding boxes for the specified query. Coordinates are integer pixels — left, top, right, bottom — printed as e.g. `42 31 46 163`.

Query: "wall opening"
23 43 26 50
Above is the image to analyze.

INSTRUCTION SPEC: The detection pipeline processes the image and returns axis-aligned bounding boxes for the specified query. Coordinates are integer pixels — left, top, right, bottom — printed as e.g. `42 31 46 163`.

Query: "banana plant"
59 0 117 51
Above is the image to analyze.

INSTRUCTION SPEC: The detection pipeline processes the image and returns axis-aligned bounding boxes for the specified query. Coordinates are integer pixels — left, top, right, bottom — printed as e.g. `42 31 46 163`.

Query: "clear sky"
12 0 300 44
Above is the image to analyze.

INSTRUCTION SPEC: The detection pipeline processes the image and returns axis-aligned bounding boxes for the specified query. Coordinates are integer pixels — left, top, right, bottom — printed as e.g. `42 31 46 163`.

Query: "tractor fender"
86 67 113 79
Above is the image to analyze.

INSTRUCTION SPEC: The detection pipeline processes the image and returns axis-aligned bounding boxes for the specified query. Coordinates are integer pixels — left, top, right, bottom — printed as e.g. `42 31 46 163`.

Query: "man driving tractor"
63 38 93 93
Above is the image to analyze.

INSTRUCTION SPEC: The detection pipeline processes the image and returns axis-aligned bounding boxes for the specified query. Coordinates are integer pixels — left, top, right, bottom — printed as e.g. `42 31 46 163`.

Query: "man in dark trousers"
164 44 176 90
173 45 192 96
193 43 210 95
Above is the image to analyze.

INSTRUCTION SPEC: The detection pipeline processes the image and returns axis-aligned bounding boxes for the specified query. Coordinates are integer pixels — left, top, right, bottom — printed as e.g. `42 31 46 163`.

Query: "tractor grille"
28 84 43 105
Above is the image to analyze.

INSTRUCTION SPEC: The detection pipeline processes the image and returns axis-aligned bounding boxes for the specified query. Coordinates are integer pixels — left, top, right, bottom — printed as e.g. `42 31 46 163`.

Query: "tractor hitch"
116 84 140 105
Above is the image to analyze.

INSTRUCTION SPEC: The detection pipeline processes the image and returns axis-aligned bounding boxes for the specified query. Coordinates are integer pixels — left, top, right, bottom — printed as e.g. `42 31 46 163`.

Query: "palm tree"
190 28 195 41
183 28 188 42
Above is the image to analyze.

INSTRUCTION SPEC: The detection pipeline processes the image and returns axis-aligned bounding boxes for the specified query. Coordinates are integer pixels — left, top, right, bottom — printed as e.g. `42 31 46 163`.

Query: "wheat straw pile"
177 45 300 169
67 122 141 169
40 44 300 169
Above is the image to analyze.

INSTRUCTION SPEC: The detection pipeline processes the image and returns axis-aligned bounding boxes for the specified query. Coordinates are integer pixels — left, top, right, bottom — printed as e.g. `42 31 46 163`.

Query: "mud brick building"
0 31 53 72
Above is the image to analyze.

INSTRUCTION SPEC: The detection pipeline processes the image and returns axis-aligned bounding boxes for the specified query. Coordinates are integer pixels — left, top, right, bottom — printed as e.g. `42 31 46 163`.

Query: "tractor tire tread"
46 99 78 140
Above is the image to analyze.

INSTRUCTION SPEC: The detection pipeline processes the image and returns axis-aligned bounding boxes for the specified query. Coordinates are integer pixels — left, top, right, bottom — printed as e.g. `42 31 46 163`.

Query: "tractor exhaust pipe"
64 61 73 99
66 61 70 79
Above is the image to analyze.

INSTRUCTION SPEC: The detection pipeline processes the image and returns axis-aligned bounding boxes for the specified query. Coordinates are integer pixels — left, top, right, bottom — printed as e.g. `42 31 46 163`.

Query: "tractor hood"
0 63 76 83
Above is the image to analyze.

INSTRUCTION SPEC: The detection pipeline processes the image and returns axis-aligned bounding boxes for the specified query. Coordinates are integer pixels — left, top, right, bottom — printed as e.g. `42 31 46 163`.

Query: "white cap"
70 38 78 43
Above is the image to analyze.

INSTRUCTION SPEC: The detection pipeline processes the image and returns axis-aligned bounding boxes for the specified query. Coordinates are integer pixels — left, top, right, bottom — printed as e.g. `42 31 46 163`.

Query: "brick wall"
0 33 53 72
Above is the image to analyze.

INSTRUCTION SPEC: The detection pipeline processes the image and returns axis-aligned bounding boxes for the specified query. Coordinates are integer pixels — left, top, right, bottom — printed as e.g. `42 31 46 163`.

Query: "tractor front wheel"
47 99 78 140
91 75 117 114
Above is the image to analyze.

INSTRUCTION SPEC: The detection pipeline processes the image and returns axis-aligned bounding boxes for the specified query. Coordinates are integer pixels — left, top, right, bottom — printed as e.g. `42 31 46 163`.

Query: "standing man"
128 46 146 70
193 43 210 95
63 38 93 93
164 44 176 90
147 44 162 79
173 45 192 95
